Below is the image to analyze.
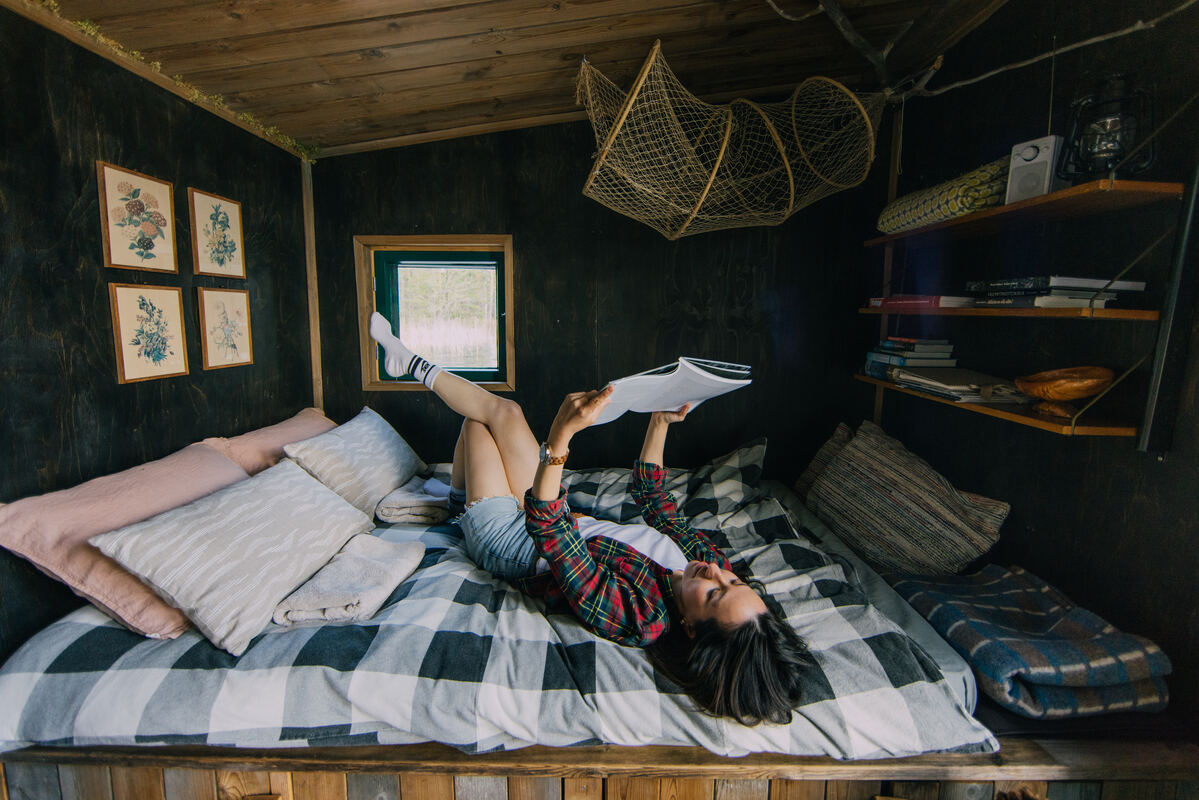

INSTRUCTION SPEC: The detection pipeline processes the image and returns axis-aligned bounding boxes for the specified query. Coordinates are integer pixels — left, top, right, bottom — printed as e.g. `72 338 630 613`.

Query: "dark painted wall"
312 125 880 477
0 9 310 657
874 0 1199 722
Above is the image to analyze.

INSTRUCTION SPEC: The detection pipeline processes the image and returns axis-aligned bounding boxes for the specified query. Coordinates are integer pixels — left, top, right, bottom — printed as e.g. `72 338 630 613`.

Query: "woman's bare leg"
371 314 537 498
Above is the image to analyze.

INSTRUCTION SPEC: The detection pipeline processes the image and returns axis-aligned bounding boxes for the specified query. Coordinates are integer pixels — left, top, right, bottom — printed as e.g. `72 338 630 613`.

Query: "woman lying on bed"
370 314 809 726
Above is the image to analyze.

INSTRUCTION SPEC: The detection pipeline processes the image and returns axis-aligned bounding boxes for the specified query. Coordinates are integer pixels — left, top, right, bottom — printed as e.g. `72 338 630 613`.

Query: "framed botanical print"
108 283 188 383
197 287 253 369
188 188 246 278
97 162 177 272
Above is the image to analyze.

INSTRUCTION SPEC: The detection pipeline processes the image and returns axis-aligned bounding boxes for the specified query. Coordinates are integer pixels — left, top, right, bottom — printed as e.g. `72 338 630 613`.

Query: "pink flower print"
143 193 159 210
117 181 134 194
122 226 139 240
140 221 158 235
111 206 126 220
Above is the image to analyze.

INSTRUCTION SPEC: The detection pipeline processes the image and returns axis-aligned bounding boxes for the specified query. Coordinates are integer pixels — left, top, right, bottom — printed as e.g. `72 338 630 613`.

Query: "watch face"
539 441 551 464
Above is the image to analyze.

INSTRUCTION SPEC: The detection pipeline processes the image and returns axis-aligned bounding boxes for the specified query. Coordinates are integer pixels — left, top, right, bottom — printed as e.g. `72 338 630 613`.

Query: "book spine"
886 336 950 345
872 296 946 308
966 277 1049 292
863 359 892 380
878 341 954 353
866 351 959 367
979 288 1115 298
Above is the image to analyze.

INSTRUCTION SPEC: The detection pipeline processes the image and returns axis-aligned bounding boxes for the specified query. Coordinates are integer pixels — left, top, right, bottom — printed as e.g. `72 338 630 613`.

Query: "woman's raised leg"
371 313 538 498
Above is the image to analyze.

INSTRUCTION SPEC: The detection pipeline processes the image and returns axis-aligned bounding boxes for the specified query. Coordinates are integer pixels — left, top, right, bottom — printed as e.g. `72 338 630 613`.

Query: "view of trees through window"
395 263 498 369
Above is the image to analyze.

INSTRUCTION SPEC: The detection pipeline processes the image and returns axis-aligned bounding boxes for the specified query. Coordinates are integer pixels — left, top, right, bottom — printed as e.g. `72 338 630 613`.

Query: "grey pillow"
90 459 373 656
284 407 425 517
806 421 1008 575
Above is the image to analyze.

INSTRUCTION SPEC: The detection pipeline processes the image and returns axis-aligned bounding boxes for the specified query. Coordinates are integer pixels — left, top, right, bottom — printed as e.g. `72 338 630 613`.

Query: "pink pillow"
204 407 337 475
0 443 249 638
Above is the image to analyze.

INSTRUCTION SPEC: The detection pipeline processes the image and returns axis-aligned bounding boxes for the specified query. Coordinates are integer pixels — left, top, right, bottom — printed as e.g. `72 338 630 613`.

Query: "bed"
0 408 996 761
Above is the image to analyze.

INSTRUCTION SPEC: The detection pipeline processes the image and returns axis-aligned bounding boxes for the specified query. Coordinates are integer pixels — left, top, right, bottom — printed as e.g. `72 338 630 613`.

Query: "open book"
593 357 752 425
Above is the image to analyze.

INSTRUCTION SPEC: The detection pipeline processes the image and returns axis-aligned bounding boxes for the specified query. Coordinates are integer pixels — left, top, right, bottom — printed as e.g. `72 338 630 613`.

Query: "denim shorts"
457 496 537 580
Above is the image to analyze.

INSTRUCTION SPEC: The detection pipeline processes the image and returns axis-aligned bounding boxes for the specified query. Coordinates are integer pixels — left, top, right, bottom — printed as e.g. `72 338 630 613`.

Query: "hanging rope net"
577 41 886 240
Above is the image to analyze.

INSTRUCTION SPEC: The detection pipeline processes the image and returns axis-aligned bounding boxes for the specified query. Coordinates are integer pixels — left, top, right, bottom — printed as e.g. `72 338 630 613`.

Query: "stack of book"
864 337 957 377
966 275 1147 309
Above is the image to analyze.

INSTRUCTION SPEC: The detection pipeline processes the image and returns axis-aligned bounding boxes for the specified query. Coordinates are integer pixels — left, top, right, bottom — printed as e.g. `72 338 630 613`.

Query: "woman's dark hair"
648 579 810 726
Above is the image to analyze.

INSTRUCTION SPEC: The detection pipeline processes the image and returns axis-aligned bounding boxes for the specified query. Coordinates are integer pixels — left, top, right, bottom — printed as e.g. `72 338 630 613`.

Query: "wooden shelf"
864 179 1183 247
854 375 1138 436
859 306 1160 321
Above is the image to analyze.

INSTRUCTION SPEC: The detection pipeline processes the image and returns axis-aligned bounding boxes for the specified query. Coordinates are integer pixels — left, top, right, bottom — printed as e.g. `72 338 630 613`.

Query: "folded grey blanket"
375 476 451 524
272 533 425 625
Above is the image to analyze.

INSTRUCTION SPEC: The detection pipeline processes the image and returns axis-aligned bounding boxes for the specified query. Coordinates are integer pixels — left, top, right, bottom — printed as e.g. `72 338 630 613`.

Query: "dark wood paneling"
312 119 883 477
0 7 309 662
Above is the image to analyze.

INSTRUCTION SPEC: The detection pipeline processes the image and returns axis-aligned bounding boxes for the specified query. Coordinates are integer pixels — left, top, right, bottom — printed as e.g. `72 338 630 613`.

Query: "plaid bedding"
893 565 1172 718
0 448 997 758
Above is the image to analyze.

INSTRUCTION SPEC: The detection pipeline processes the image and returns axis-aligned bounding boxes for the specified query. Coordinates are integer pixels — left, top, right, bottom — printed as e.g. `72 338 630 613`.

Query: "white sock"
368 312 442 389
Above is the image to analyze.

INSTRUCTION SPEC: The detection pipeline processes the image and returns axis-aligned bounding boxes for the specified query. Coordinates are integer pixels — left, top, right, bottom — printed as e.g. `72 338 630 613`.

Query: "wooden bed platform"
3 737 1197 799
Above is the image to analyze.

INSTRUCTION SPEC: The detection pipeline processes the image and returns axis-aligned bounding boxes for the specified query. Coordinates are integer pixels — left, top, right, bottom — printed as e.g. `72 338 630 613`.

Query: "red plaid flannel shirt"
516 461 730 647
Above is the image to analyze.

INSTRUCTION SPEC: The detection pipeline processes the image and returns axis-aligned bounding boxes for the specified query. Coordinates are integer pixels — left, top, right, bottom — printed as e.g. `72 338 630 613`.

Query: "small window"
354 235 515 391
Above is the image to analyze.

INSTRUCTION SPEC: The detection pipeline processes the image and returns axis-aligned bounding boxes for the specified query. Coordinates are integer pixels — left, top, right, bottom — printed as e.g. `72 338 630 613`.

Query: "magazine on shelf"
593 357 752 425
974 295 1111 308
881 366 1028 404
965 276 1146 292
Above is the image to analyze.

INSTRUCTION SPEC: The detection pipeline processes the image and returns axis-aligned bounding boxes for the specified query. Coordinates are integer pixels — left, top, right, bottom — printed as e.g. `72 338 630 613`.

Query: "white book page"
593 357 751 425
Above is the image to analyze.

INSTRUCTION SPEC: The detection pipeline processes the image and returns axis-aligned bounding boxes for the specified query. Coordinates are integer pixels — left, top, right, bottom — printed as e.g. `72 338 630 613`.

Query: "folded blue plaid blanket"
892 566 1171 719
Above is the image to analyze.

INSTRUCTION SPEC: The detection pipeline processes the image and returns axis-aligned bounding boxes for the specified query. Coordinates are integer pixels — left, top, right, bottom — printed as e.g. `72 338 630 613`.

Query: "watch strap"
540 441 569 466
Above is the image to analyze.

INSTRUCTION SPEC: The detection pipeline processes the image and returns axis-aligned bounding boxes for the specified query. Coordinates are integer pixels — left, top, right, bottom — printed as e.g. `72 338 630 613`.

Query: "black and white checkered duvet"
0 446 997 758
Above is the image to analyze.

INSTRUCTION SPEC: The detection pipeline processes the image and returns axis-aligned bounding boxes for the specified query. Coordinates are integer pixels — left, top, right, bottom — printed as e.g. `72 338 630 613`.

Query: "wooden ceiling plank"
229 42 876 122
184 21 841 96
181 0 925 94
55 0 513 46
136 0 786 73
218 32 861 113
278 59 874 146
886 0 1010 77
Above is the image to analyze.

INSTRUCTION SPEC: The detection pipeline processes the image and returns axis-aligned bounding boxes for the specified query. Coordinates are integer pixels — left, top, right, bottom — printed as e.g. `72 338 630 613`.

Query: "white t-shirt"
534 515 688 574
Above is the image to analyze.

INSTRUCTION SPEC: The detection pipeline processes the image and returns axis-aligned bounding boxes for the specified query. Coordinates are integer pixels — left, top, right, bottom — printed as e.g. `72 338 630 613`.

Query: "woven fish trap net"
577 42 885 240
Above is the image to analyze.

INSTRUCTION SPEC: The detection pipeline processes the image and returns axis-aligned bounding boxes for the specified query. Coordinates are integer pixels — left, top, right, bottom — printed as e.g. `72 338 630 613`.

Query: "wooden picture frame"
97 162 177 272
197 287 253 370
188 188 246 278
108 283 188 383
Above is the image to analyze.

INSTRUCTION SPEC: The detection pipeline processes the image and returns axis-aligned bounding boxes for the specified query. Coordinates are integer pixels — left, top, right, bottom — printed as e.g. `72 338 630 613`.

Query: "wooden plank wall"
1 766 1195 800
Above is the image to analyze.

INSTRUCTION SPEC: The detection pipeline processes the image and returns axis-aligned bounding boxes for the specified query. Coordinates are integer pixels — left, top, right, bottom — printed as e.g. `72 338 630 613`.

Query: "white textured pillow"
283 407 425 517
89 459 372 656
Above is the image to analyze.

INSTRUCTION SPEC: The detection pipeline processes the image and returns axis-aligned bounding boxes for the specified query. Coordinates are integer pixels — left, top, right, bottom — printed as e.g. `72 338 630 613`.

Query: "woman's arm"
631 406 728 566
531 385 614 501
639 405 689 466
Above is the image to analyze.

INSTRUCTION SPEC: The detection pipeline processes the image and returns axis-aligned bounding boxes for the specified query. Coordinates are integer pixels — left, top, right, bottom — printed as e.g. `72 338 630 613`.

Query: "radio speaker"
1004 135 1069 204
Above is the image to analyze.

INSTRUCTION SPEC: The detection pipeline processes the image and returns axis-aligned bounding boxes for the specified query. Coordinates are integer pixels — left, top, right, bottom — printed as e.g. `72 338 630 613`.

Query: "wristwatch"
539 441 569 466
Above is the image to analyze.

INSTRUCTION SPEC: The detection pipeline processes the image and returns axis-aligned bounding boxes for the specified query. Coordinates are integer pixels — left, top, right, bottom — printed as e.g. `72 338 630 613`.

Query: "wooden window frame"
353 234 515 392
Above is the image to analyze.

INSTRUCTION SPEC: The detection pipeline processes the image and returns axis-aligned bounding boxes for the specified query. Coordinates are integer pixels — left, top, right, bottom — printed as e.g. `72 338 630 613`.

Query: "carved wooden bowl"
1015 366 1115 401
